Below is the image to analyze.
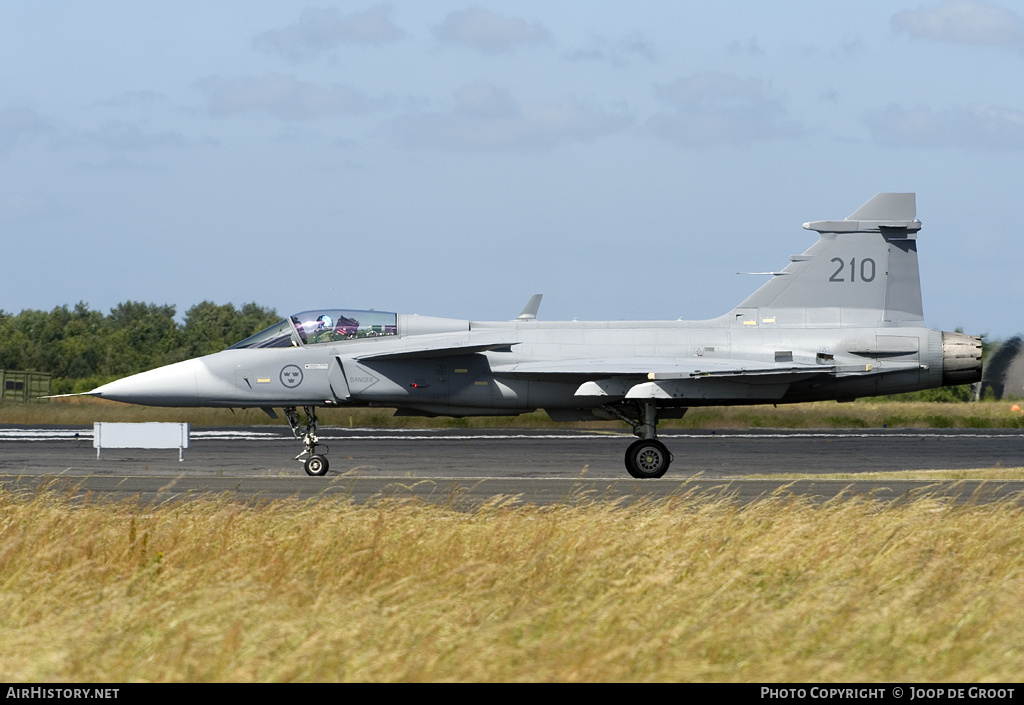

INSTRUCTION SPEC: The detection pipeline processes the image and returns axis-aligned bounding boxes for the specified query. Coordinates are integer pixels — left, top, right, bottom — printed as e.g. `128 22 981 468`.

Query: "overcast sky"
2 1 1021 339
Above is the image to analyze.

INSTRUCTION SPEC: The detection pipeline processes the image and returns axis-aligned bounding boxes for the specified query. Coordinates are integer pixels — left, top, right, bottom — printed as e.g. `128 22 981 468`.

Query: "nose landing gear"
284 406 330 476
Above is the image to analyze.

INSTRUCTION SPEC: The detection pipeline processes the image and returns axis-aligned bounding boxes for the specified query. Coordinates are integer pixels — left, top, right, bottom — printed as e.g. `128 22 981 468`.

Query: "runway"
1 426 1023 506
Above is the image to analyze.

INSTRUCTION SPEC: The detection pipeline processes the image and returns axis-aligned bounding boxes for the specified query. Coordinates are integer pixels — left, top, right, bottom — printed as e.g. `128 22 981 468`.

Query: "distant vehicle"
83 194 982 477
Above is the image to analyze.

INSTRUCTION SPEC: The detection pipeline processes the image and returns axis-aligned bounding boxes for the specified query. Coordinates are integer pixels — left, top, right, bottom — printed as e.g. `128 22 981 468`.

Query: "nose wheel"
303 454 329 477
284 406 330 476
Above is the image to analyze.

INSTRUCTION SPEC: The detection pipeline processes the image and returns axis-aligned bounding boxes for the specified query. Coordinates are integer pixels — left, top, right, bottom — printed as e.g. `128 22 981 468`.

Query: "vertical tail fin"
734 193 924 327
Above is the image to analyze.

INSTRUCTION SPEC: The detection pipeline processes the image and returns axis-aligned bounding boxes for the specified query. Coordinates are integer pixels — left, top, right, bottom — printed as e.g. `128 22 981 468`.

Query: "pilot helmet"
316 315 334 330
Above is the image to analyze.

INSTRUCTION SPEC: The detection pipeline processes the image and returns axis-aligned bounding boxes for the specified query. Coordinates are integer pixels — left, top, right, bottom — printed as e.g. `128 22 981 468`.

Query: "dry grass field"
2 486 1023 682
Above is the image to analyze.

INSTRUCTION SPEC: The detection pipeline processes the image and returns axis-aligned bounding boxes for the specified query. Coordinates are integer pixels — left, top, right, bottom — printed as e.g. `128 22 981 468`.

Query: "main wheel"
625 439 671 479
304 454 329 476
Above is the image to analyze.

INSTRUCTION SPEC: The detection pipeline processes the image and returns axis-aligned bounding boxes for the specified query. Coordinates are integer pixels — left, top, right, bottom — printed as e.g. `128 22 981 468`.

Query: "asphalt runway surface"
2 426 1023 506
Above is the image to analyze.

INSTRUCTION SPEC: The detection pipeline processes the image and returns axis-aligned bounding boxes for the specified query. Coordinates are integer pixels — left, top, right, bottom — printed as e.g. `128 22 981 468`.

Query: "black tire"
304 454 329 476
624 439 671 479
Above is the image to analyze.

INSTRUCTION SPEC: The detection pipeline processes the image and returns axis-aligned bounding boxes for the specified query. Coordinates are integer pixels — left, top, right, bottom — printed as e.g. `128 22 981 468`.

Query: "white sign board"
93 422 190 461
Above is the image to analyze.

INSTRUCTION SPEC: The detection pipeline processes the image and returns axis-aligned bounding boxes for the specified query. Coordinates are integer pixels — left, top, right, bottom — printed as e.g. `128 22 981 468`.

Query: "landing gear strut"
602 401 677 479
284 406 329 476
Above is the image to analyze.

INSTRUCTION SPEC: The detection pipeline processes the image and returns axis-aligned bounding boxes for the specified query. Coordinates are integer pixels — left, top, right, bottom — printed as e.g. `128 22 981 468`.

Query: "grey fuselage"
88 311 972 420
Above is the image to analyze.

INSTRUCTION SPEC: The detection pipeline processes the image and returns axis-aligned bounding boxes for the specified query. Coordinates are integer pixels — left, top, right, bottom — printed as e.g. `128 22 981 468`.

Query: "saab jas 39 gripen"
85 193 982 478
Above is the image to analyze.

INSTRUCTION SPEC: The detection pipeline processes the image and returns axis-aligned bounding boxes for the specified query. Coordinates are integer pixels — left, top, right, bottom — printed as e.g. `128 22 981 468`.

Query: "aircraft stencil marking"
79 194 982 478
347 372 379 393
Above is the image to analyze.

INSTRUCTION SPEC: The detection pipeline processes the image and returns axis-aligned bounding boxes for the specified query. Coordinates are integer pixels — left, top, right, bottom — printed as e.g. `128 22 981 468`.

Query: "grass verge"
3 397 1024 429
735 467 1024 481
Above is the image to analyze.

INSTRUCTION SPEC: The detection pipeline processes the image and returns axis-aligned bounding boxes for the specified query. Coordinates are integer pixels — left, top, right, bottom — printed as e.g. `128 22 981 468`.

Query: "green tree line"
0 301 279 394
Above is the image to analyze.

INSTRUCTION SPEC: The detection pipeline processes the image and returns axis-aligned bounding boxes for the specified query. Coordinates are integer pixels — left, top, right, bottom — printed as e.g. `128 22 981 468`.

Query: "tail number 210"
829 257 876 283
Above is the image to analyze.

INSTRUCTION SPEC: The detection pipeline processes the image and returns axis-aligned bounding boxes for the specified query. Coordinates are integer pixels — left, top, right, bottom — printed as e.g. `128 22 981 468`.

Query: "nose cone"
90 358 203 406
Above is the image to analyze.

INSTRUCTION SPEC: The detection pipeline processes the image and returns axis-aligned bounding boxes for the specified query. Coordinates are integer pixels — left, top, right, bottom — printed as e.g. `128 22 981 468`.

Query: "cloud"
194 73 390 120
93 90 166 110
726 36 765 57
892 0 1024 49
563 33 659 66
87 121 187 150
647 72 805 146
77 157 168 172
379 82 633 152
255 5 406 61
432 7 551 55
865 103 1024 149
0 107 52 155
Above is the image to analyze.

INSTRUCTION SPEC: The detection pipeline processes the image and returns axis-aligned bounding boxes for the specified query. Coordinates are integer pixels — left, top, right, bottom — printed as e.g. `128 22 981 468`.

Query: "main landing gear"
284 406 329 476
602 401 677 479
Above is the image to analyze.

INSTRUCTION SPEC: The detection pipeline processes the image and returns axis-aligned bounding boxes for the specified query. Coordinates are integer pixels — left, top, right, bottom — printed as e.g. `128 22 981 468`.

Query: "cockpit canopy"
228 309 398 349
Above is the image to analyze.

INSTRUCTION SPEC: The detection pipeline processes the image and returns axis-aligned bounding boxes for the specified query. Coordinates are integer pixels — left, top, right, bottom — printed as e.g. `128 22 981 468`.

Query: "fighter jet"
86 193 982 478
